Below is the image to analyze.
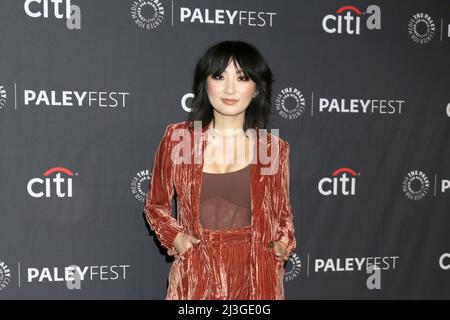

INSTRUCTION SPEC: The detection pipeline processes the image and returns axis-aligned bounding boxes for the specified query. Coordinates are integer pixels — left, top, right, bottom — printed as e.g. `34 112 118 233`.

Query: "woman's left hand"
269 240 287 261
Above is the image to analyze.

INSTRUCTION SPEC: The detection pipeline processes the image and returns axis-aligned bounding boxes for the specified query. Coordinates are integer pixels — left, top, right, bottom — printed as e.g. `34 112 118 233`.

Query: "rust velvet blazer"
144 120 296 299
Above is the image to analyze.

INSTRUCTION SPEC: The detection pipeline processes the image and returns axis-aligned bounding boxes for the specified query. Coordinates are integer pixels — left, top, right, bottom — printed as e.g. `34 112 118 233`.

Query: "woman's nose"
223 78 236 94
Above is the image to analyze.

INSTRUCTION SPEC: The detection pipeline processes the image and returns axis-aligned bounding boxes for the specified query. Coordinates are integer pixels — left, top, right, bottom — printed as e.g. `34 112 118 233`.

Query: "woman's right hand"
173 232 201 255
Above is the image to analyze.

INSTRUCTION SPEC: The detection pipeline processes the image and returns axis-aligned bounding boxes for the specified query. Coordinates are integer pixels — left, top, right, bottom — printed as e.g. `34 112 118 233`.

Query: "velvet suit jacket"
144 120 296 299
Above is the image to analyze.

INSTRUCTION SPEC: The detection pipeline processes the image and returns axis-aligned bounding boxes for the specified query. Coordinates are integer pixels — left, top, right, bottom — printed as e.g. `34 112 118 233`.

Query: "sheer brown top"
199 164 252 230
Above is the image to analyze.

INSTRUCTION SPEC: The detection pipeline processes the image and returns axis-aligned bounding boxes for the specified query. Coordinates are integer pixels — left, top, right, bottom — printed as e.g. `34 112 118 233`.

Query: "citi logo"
24 0 81 29
24 0 72 19
439 253 450 270
322 5 381 35
318 168 358 196
27 167 76 198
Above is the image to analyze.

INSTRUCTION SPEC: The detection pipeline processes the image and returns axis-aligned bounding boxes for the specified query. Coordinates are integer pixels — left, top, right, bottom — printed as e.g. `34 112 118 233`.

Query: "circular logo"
284 253 301 281
446 102 450 118
130 169 151 203
402 170 430 200
0 85 7 109
0 261 11 290
275 87 306 120
408 13 435 44
131 0 164 30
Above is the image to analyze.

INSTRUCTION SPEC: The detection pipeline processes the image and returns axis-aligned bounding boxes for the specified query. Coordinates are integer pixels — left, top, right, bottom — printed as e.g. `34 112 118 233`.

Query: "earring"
253 91 259 98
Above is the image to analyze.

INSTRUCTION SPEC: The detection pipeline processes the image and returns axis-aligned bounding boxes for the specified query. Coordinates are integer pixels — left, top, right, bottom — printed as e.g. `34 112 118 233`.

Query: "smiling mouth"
222 99 239 105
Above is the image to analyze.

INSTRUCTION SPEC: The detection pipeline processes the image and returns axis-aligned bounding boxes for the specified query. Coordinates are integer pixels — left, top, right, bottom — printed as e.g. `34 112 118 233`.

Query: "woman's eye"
211 74 249 81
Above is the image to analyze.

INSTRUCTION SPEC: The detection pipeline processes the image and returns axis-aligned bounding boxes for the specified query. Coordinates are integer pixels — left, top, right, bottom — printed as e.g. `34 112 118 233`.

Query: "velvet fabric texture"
144 120 296 299
179 225 253 299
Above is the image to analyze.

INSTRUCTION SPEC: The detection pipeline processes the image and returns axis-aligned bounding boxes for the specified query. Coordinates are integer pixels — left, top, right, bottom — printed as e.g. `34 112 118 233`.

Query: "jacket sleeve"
144 124 184 256
274 141 297 261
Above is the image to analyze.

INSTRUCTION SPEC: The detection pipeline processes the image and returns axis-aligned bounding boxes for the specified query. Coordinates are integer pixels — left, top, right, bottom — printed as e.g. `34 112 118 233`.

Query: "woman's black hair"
187 40 274 131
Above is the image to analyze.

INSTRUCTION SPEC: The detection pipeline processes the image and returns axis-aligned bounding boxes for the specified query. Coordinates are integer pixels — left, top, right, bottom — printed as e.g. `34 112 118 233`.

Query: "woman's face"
206 59 257 117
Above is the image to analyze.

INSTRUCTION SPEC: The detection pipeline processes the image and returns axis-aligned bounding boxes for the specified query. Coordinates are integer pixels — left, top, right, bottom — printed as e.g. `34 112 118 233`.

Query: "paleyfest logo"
131 1 277 29
23 89 130 108
314 255 399 290
26 264 130 290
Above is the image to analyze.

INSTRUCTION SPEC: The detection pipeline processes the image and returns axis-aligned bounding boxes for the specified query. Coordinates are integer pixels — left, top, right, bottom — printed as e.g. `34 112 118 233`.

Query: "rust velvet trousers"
169 225 252 299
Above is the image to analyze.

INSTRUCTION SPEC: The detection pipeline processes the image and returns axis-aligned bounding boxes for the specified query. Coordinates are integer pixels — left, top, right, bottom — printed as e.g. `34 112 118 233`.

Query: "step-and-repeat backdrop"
0 0 449 299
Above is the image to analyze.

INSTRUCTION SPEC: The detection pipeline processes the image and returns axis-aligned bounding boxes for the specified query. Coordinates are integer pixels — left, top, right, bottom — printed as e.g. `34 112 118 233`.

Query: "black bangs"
206 42 258 80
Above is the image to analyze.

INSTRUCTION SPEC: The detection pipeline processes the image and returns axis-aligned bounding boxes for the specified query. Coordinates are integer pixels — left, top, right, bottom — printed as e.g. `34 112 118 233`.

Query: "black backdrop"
0 0 449 299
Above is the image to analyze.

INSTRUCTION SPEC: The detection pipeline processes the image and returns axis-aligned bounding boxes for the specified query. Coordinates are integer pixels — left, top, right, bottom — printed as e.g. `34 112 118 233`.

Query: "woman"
144 40 296 300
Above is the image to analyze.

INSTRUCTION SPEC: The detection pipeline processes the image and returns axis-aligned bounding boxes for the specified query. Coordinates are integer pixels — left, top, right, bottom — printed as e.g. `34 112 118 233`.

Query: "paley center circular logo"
131 169 151 203
131 0 164 30
408 13 435 44
275 87 306 120
402 170 430 200
0 85 7 109
446 102 450 118
0 260 11 290
284 253 301 281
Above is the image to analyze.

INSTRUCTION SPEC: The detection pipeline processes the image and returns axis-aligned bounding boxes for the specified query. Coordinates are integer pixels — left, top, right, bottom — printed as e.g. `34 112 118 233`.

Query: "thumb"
191 237 201 244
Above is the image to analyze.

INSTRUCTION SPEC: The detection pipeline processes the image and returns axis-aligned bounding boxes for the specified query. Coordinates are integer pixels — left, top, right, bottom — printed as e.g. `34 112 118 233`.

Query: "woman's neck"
209 113 245 133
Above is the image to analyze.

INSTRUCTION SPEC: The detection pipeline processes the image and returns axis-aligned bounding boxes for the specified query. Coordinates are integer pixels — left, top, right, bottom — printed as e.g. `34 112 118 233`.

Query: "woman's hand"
269 240 288 262
173 232 201 255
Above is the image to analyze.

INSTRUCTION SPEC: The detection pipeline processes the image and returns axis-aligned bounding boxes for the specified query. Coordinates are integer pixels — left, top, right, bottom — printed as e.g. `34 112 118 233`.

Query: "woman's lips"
222 98 239 105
